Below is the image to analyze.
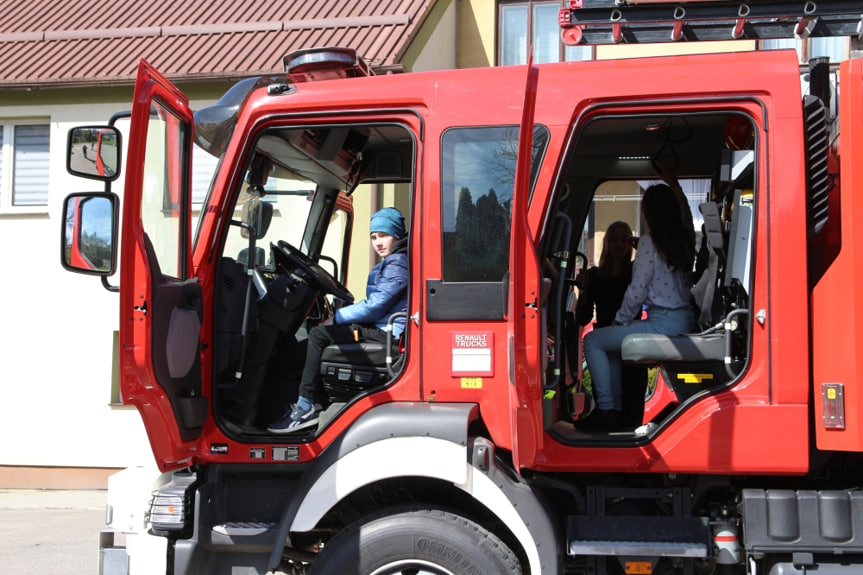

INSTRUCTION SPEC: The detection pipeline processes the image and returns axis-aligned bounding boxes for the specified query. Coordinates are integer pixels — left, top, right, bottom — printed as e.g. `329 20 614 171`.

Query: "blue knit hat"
369 207 406 239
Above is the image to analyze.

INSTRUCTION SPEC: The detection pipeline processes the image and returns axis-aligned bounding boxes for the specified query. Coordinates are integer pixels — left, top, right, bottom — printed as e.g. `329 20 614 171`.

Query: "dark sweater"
575 266 636 328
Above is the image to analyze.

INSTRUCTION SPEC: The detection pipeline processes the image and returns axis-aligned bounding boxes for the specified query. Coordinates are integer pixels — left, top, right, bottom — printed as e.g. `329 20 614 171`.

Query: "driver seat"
320 310 407 402
320 338 402 402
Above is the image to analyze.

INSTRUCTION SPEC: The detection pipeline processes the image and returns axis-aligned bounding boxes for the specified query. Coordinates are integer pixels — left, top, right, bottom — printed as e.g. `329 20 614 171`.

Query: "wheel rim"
368 559 456 575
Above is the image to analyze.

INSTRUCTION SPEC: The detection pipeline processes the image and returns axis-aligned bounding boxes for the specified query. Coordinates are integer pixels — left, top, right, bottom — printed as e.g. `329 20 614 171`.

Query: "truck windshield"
222 177 318 271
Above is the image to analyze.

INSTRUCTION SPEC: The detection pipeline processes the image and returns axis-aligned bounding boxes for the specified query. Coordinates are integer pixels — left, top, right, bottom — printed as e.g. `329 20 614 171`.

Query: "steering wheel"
272 240 354 303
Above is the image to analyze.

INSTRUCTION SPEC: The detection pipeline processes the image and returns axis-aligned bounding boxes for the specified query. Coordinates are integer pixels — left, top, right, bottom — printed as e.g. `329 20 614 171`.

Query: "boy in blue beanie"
269 207 408 433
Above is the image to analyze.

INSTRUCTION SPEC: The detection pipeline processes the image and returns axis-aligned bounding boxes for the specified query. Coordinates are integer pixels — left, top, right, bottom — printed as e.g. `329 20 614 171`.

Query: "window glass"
441 125 547 282
222 177 313 270
501 4 528 66
810 37 847 62
321 208 350 283
13 124 49 206
761 37 848 63
761 38 802 63
192 143 219 205
192 143 220 238
501 1 592 65
532 3 560 64
221 122 413 283
140 101 189 279
565 45 593 62
761 38 798 51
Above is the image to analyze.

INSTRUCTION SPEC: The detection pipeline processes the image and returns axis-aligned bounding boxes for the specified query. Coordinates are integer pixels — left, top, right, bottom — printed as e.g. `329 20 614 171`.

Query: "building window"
499 1 593 66
761 37 849 63
0 122 50 210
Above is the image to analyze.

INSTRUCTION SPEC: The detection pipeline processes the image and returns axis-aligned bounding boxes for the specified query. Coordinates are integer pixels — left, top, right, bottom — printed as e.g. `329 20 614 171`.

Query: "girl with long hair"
576 220 636 329
577 184 695 431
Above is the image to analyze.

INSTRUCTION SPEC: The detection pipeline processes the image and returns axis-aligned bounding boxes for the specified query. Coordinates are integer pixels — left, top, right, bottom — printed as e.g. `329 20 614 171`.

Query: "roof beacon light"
283 47 373 83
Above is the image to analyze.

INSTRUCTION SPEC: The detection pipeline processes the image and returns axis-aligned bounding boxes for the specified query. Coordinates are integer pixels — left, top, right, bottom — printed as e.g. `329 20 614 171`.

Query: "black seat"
619 331 725 363
320 341 396 402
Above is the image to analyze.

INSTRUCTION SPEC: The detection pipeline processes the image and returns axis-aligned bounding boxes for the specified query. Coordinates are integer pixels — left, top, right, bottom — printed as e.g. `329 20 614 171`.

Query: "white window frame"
0 119 51 214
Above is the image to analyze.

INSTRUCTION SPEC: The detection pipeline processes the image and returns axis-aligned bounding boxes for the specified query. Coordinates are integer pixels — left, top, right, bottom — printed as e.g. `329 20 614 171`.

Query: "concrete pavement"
0 489 107 574
0 488 106 509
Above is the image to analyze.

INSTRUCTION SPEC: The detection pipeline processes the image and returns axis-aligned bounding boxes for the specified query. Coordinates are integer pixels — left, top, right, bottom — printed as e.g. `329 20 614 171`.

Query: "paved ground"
0 489 107 574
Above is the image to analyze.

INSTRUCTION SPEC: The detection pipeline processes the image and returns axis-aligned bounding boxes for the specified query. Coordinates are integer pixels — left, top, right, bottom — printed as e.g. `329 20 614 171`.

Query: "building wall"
403 0 457 72
1 89 147 482
597 39 755 60
457 0 496 69
0 85 228 487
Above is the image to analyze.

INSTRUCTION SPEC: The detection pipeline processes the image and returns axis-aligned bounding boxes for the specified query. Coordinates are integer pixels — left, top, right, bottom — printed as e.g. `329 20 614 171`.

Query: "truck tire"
308 506 522 575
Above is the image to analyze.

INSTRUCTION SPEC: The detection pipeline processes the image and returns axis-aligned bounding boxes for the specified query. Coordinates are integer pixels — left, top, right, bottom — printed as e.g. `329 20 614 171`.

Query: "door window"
141 100 190 279
441 125 548 282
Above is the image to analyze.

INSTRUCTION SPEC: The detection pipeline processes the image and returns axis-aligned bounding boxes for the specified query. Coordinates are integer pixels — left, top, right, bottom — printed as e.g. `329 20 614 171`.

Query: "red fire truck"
62 2 863 573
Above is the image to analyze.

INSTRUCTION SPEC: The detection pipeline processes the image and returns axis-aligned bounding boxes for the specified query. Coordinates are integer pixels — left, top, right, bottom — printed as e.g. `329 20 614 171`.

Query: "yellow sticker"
827 388 837 400
461 377 483 389
677 373 714 384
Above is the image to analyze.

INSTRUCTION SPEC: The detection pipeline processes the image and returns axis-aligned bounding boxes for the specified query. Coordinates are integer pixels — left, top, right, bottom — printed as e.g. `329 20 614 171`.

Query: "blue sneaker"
267 403 322 433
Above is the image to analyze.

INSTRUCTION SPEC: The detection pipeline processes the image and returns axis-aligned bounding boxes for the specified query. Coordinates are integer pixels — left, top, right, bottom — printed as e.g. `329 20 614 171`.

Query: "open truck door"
509 62 543 472
120 60 205 471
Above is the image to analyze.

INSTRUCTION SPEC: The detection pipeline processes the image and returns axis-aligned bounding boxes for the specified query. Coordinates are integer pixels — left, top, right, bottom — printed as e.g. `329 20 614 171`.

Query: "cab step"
212 522 276 537
210 522 278 550
567 516 709 557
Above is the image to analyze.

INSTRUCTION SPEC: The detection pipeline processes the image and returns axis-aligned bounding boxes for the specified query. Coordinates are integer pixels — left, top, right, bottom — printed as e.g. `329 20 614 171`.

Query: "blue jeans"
583 306 694 411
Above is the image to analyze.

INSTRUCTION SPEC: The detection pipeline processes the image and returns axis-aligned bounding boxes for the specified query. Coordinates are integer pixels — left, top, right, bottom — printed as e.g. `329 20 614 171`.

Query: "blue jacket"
334 251 408 338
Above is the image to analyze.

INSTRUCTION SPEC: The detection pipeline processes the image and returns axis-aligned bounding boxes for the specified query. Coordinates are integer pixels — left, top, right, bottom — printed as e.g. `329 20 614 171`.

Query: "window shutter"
13 125 49 206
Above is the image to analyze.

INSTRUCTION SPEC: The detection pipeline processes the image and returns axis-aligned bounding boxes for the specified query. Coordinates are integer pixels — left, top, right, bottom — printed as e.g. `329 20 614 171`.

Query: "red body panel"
811 58 863 451
128 49 821 475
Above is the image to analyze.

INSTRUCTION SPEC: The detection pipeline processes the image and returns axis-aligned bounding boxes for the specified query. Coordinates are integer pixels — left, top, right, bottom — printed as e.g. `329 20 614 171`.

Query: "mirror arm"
109 111 132 127
101 275 119 293
106 112 131 195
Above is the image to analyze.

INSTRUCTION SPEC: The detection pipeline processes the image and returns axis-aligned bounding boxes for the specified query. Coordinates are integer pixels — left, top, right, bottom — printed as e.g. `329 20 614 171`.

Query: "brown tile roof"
0 0 435 89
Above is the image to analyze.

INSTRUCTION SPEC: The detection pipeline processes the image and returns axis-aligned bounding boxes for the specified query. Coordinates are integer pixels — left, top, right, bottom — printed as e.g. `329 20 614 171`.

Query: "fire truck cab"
62 5 863 574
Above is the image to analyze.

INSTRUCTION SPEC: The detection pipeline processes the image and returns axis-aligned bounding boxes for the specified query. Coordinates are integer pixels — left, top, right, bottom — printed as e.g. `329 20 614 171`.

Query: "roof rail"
559 0 863 45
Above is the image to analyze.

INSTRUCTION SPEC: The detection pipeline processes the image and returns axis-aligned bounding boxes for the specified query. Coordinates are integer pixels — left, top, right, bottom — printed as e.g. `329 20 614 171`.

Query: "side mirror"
61 192 119 275
66 126 122 181
241 193 274 239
